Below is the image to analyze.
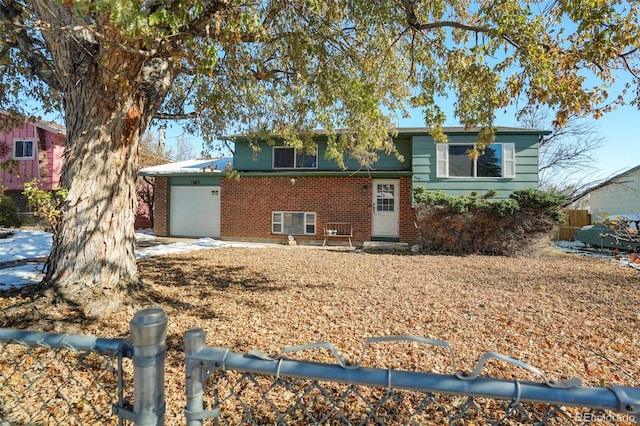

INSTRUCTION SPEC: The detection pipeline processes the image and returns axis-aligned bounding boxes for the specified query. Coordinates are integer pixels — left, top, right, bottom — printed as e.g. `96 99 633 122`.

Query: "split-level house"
143 127 547 245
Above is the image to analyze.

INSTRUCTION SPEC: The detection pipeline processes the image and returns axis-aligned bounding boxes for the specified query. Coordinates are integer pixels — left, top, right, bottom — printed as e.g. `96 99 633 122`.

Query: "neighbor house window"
14 139 34 159
272 212 316 235
273 146 317 169
436 143 515 178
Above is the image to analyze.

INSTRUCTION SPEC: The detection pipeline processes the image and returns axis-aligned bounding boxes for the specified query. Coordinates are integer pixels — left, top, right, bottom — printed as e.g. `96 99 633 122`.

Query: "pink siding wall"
43 128 65 189
0 120 65 191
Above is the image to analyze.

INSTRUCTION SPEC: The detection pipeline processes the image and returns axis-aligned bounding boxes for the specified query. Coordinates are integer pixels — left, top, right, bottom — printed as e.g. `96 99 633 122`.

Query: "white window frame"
272 146 318 169
436 143 515 178
272 211 316 235
13 139 35 159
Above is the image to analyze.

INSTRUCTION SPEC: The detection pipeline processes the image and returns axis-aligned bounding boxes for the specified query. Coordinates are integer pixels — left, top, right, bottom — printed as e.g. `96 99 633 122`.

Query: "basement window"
272 212 316 235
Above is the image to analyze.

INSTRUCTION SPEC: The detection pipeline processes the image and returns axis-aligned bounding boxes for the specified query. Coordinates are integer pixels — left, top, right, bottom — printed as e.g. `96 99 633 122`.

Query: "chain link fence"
185 331 640 426
2 308 640 425
0 330 132 425
201 371 638 425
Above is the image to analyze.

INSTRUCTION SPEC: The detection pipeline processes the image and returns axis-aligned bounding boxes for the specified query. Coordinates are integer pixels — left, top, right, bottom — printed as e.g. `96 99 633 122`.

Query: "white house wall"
589 168 640 219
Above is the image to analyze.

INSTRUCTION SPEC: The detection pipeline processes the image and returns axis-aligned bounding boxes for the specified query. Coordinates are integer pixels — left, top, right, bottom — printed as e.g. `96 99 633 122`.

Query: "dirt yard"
1 245 639 423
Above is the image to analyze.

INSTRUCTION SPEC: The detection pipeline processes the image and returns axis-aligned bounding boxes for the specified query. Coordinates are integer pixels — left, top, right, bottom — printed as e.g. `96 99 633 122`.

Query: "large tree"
1 0 638 315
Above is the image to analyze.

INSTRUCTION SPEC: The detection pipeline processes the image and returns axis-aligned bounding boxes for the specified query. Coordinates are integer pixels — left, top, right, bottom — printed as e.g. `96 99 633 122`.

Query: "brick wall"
153 177 169 236
221 175 418 245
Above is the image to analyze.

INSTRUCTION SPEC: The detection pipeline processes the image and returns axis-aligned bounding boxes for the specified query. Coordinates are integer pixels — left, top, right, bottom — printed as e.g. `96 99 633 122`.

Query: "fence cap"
130 307 168 346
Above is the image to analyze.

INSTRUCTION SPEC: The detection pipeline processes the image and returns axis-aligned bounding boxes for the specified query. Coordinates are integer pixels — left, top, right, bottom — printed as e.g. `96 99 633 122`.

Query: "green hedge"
412 188 566 256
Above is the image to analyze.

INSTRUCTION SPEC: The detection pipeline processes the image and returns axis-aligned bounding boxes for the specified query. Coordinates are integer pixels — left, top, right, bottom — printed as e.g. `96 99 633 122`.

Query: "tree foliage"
23 180 68 234
2 1 638 157
0 0 637 313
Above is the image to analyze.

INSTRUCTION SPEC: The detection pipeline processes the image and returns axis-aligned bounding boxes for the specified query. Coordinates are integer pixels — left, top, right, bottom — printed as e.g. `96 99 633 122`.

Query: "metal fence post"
185 328 206 426
129 306 168 426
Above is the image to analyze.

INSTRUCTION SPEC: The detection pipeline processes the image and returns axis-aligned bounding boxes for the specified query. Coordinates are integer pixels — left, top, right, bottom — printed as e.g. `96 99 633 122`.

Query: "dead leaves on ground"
1 246 639 424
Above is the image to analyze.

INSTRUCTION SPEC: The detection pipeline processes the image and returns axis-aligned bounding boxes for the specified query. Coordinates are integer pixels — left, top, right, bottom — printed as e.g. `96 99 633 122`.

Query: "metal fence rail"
184 330 640 425
2 308 640 425
0 307 168 426
0 329 132 425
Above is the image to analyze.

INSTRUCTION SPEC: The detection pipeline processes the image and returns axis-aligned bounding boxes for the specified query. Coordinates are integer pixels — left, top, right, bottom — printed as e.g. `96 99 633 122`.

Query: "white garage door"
170 186 220 237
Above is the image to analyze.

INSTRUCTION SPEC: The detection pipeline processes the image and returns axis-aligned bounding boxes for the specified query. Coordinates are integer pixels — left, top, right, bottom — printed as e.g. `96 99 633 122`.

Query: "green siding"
411 133 540 200
233 136 411 172
170 176 221 186
232 129 541 199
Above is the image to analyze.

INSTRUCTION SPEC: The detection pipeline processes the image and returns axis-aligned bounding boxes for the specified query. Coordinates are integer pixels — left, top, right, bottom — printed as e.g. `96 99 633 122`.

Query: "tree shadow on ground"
0 285 94 331
138 256 285 291
129 255 292 321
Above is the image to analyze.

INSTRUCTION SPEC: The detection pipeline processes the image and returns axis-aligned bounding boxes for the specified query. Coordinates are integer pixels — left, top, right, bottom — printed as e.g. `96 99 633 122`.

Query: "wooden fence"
557 209 591 241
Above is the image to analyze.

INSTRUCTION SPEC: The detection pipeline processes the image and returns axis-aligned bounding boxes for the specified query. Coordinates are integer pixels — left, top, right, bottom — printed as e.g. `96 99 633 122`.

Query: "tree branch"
153 111 200 120
0 1 60 90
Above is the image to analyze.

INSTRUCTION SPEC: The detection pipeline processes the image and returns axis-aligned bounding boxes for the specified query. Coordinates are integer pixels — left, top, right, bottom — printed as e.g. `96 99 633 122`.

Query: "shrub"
0 196 22 227
413 188 567 256
23 180 67 235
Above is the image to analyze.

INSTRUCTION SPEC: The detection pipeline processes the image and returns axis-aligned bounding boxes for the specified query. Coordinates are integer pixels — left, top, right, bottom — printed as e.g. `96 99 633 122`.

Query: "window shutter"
436 143 448 178
503 143 515 178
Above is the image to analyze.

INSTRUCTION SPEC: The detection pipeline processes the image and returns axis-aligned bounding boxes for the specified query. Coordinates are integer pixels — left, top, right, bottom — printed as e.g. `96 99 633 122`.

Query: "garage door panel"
170 186 220 237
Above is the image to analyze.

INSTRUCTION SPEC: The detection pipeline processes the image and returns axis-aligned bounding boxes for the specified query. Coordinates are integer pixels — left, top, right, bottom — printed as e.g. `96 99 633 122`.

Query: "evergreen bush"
0 196 22 228
413 188 566 256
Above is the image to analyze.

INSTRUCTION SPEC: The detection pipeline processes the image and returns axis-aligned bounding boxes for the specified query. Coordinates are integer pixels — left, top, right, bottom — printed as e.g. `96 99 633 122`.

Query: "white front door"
371 179 399 239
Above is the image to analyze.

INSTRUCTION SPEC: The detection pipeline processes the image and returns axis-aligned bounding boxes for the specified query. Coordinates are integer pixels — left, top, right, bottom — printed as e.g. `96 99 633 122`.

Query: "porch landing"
361 241 410 252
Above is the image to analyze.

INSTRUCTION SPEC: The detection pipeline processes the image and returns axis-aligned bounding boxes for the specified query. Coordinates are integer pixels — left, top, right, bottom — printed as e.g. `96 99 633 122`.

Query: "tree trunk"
34 3 172 315
45 97 144 315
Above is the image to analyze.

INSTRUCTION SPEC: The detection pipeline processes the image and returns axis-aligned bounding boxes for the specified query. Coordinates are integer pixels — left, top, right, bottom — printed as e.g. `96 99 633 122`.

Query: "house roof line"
224 126 551 140
0 110 66 134
579 164 640 197
139 158 232 176
34 121 66 134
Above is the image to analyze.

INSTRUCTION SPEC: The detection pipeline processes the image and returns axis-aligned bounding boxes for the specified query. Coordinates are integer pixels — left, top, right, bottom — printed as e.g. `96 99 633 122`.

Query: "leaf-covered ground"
1 245 639 423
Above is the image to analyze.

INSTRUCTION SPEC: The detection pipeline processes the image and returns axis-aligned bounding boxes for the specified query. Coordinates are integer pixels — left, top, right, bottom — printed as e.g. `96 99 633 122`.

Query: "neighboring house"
579 165 640 221
145 127 546 245
0 112 66 211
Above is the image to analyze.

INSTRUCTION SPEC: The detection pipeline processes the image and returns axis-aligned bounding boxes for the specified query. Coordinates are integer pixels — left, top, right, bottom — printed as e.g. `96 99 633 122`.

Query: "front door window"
376 184 396 212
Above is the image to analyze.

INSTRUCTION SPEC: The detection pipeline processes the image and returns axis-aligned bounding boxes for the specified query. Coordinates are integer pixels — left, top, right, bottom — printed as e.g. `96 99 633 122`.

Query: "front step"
362 241 410 252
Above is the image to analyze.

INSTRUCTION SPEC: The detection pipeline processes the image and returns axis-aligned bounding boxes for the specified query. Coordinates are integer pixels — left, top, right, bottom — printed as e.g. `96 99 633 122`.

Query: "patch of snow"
0 230 263 290
0 229 52 263
136 238 231 258
135 229 156 242
0 264 44 291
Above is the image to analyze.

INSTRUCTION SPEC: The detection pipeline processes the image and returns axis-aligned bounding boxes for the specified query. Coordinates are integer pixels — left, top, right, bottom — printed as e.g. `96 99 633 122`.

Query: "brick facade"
153 177 169 236
221 175 418 245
